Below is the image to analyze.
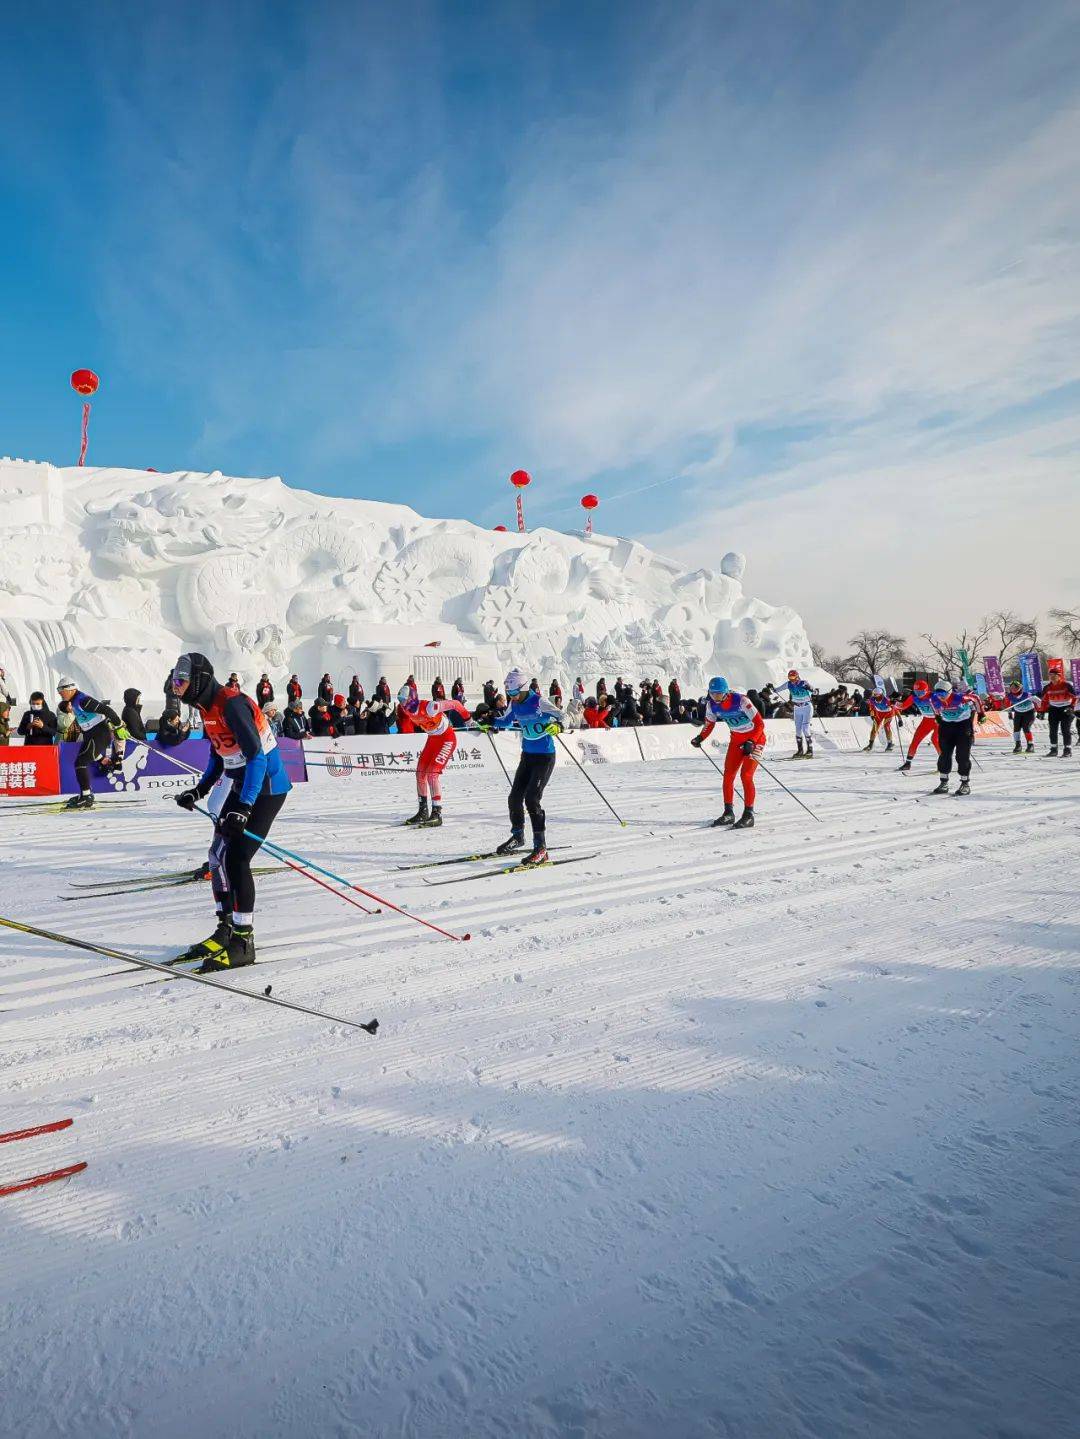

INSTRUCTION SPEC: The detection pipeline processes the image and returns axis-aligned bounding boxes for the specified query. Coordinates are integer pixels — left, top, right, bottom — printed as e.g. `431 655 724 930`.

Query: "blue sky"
1 1 1078 649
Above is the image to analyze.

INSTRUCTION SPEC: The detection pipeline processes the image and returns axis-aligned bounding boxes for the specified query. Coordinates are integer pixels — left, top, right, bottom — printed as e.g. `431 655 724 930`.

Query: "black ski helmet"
171 652 217 709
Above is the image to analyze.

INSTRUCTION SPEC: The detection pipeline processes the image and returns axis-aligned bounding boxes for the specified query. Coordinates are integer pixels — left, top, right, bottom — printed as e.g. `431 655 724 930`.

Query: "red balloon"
509 469 531 489
581 494 599 510
71 369 99 397
493 524 508 532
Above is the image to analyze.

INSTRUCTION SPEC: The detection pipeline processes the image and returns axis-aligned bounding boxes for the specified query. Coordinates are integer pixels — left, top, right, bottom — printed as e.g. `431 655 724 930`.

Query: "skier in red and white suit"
404 697 472 827
690 677 767 829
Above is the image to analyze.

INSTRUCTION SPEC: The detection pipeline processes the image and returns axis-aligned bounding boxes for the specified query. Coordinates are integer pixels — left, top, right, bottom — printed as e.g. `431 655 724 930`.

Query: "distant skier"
931 680 979 796
895 679 942 771
1039 671 1076 757
773 669 815 758
170 653 291 972
865 687 898 751
690 676 766 829
490 667 566 865
1007 679 1037 753
403 697 473 827
55 678 124 809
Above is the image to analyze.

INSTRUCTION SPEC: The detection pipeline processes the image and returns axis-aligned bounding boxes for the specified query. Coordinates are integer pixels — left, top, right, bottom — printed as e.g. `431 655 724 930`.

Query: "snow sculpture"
0 460 830 703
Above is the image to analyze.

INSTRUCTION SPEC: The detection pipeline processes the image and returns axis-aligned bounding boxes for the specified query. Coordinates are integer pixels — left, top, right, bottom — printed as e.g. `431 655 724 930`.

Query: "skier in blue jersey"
491 667 566 865
55 678 125 809
773 669 815 758
1006 679 1037 753
930 680 982 796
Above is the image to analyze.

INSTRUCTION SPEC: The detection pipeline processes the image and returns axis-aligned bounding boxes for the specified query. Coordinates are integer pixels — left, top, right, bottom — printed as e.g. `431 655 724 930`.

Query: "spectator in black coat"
121 688 147 742
652 698 671 725
620 691 642 726
310 699 337 737
668 678 681 710
451 677 466 702
286 674 302 703
432 676 446 700
156 711 191 746
18 693 58 745
483 679 497 707
365 699 391 734
255 674 274 707
348 675 364 705
282 700 311 740
375 676 392 704
318 673 335 704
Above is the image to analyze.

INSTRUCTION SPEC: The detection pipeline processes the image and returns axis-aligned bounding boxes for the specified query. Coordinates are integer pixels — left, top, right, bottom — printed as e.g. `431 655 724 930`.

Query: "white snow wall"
0 458 829 704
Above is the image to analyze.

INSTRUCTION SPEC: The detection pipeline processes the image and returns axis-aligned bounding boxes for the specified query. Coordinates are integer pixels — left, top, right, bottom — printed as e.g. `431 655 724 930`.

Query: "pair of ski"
0 797 146 815
0 915 379 1035
0 1117 86 1199
62 864 284 901
400 846 598 887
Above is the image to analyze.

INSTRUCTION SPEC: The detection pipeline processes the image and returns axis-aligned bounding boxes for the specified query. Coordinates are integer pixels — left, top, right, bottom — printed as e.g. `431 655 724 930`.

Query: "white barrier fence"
302 715 902 786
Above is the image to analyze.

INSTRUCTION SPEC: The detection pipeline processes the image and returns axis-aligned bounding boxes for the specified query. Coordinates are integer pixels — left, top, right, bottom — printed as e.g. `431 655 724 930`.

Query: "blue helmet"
708 677 729 697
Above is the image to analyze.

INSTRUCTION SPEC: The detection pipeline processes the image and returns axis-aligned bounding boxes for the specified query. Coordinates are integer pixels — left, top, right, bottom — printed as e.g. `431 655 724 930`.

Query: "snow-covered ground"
2 744 1078 1439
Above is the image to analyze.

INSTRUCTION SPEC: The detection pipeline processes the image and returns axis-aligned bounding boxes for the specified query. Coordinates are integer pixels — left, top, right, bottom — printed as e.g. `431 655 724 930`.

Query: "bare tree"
846 629 909 686
985 610 1038 671
919 617 994 679
809 640 859 681
1050 607 1080 651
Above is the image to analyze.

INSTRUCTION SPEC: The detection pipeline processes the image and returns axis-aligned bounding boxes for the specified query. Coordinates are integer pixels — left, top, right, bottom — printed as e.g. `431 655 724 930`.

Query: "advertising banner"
57 737 307 795
983 655 1003 695
1047 657 1065 681
303 733 509 787
956 648 975 686
974 673 988 697
975 709 1010 739
1071 659 1080 694
0 744 61 796
1019 652 1043 694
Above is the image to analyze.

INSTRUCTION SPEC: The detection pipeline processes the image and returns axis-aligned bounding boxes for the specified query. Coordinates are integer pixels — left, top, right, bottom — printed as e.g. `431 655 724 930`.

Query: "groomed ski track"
1 745 1077 1439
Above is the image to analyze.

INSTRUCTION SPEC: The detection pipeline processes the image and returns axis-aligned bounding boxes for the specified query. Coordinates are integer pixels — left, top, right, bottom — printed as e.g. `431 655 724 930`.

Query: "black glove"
175 787 201 811
219 804 252 839
740 739 756 755
690 734 703 748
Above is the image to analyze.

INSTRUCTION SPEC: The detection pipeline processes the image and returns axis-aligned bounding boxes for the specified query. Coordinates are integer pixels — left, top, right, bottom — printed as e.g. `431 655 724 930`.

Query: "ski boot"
65 792 94 810
1012 740 1022 754
496 830 525 856
805 743 814 759
174 917 232 965
931 776 950 795
520 835 549 867
733 807 755 829
792 738 804 760
885 742 895 752
1064 746 1073 759
1026 741 1035 753
711 805 736 827
1046 746 1058 757
897 758 912 772
404 797 430 826
419 804 443 827
199 924 255 974
955 779 971 796
863 742 874 752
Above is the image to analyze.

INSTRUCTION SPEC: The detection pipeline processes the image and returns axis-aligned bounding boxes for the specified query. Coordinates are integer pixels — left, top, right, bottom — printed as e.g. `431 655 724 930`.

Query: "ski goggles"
170 655 193 692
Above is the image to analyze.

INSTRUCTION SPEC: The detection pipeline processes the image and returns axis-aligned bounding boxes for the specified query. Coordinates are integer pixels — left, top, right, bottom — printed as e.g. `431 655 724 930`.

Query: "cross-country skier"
895 679 942 771
931 679 979 796
1039 671 1076 757
773 669 815 758
690 676 766 828
55 678 124 809
865 687 898 751
169 653 291 971
403 697 472 827
490 667 565 865
1007 679 1037 753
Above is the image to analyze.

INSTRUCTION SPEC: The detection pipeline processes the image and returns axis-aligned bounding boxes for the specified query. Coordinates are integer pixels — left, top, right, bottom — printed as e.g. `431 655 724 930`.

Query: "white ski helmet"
504 667 527 696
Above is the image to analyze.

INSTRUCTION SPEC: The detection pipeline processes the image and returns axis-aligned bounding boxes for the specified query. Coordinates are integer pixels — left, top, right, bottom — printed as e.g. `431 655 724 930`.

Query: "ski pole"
483 729 513 786
192 806 470 943
555 734 627 826
694 740 744 803
755 756 822 822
